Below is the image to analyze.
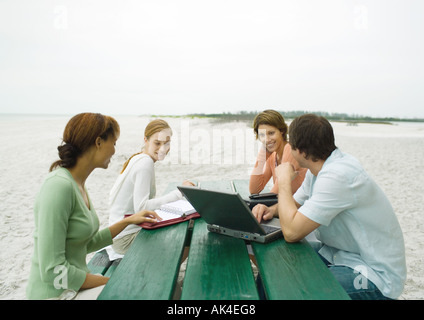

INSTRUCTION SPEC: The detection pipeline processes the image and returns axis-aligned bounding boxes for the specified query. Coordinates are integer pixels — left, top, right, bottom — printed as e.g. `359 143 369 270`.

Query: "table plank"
163 181 198 195
231 179 250 199
199 180 234 193
252 239 350 300
98 222 190 300
232 179 272 198
181 219 259 300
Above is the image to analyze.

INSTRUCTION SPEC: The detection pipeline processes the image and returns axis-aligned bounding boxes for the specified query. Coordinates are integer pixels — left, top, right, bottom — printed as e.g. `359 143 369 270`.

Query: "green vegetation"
179 110 424 124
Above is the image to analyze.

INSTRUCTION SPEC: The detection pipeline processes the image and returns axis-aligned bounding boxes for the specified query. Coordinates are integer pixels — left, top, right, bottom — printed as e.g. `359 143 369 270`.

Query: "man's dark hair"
288 114 337 162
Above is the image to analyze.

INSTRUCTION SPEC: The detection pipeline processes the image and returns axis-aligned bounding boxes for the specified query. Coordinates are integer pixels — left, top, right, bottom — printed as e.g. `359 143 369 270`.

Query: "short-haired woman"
249 109 307 195
26 113 159 300
108 119 194 257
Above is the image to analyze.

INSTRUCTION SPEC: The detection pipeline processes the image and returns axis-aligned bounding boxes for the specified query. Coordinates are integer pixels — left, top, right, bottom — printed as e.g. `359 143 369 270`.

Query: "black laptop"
178 186 282 243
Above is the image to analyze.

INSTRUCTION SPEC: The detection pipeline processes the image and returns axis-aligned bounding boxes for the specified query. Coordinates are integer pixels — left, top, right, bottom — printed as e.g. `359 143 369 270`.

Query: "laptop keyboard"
261 224 280 234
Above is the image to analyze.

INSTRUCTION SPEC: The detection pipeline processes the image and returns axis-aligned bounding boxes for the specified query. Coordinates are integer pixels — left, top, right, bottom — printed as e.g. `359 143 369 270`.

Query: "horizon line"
1 111 424 122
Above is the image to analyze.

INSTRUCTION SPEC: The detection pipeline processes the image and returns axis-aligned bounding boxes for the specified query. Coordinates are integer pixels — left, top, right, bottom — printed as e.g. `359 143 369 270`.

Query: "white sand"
0 114 423 300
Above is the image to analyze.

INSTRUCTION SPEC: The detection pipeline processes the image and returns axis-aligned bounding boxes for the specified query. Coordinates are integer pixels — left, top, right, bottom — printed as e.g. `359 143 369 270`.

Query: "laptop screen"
178 186 264 234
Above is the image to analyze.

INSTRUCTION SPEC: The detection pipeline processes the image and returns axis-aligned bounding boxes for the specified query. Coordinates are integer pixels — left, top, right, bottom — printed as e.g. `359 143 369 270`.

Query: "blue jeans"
309 241 392 300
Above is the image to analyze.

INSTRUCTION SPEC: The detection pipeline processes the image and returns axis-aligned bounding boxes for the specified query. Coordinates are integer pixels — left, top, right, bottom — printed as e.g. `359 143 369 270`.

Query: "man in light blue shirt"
253 114 406 299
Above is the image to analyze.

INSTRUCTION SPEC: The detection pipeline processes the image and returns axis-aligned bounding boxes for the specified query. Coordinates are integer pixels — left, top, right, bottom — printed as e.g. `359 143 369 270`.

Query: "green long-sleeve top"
26 168 112 299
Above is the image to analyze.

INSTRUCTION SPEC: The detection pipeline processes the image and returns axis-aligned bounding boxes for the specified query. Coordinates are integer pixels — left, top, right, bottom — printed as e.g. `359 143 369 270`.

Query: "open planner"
155 199 196 219
133 199 200 229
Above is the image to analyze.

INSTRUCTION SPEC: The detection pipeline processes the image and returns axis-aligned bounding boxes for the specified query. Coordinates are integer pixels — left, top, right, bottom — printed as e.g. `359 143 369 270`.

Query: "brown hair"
252 109 288 141
288 114 336 162
50 113 120 172
120 119 171 173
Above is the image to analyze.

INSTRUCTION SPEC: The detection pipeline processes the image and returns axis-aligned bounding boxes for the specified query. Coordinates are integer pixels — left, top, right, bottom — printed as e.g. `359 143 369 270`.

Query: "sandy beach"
0 114 423 300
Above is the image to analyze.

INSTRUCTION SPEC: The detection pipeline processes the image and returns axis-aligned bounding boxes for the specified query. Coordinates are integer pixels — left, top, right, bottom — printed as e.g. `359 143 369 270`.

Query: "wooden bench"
87 249 121 277
91 179 349 300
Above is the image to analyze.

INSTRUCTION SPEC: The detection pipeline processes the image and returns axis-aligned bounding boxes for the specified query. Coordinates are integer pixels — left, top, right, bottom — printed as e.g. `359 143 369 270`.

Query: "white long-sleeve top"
109 153 182 240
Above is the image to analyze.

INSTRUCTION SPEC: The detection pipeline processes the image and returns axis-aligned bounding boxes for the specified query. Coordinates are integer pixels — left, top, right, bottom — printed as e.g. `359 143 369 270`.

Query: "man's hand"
275 162 298 186
252 204 276 223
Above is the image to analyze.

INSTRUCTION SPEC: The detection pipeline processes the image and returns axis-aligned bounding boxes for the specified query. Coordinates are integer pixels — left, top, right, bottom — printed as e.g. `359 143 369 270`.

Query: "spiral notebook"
155 199 196 219
132 199 200 229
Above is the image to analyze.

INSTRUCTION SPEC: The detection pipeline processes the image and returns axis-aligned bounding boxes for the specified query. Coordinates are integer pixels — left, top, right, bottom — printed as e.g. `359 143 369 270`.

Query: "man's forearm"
277 180 298 226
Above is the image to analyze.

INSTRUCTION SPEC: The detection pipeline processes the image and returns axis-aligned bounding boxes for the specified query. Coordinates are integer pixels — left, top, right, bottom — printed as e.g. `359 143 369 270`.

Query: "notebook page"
154 209 182 221
159 199 195 215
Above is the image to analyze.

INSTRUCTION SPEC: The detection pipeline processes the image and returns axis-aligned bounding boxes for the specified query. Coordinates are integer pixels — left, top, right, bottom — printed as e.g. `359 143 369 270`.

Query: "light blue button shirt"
294 149 406 299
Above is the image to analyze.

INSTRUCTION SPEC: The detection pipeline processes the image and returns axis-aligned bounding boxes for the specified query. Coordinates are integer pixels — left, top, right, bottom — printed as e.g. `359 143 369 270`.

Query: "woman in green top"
26 113 161 300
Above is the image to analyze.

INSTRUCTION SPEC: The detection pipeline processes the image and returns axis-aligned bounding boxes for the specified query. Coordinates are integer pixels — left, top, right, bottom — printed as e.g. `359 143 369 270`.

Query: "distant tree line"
185 110 424 123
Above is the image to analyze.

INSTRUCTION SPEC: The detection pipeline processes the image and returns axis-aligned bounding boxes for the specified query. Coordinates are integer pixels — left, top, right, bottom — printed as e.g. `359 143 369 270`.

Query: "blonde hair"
120 119 171 173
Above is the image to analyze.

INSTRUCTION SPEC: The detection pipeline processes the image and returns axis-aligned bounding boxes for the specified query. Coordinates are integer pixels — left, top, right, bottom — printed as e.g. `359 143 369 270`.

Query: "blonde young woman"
108 119 194 257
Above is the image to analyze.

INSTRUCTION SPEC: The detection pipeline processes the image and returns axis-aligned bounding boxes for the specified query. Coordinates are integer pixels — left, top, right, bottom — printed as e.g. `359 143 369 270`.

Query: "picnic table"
92 180 350 300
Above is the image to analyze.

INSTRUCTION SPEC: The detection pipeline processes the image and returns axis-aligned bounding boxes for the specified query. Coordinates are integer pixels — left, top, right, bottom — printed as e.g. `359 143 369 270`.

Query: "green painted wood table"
97 180 349 300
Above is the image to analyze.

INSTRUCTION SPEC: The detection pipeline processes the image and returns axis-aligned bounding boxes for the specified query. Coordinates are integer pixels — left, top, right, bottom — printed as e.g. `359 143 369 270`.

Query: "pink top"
249 143 307 195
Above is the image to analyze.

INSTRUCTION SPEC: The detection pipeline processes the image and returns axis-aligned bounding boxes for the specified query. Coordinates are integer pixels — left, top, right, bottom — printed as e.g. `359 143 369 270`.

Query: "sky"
0 0 423 118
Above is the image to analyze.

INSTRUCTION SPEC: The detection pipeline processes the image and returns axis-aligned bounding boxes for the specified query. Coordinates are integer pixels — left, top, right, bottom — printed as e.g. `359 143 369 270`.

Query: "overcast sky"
1 0 423 118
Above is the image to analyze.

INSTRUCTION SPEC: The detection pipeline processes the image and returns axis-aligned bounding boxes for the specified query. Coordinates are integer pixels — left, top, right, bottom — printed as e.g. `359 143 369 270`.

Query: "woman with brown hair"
249 109 307 195
26 113 159 300
108 119 194 257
